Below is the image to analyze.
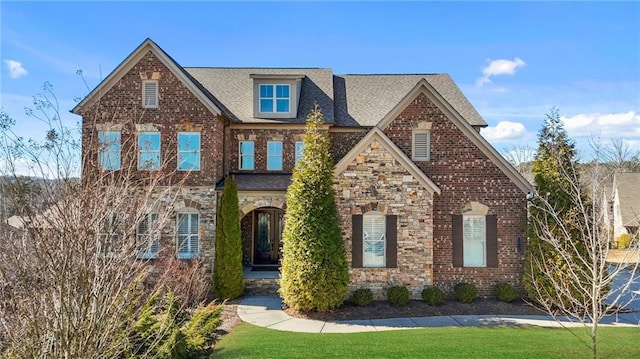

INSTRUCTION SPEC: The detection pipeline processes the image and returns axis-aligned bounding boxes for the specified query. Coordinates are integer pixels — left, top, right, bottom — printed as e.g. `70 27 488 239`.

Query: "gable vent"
412 131 430 161
143 80 158 108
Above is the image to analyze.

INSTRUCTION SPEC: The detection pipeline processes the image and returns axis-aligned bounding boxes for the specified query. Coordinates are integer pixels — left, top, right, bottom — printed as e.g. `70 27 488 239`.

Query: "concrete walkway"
237 296 640 333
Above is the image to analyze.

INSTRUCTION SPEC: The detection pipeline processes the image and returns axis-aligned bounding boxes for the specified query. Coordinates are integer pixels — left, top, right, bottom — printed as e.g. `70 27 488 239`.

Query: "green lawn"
213 323 640 359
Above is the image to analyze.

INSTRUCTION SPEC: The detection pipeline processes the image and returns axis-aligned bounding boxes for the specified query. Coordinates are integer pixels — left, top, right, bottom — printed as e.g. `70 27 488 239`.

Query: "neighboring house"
72 38 533 297
610 173 640 240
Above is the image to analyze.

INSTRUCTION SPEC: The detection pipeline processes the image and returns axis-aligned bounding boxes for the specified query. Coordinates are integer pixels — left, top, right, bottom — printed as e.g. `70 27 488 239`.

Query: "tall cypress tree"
279 105 349 312
213 177 243 299
523 108 590 307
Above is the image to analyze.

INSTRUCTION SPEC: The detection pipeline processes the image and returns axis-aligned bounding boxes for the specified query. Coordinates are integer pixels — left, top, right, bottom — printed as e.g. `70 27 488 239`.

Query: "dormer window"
251 74 304 119
260 84 290 113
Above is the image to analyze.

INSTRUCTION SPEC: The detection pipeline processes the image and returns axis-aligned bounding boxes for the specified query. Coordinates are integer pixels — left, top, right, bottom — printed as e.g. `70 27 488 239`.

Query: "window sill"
177 253 199 260
137 253 158 260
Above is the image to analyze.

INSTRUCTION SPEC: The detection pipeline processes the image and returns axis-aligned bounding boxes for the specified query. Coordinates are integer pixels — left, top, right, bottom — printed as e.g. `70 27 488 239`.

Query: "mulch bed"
285 298 546 321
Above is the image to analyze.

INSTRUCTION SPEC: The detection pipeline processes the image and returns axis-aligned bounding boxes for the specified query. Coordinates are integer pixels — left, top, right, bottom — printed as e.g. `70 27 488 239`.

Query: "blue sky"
2 1 639 163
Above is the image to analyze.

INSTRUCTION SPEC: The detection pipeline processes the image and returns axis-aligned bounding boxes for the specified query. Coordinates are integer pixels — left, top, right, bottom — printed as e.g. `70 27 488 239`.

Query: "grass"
213 323 640 359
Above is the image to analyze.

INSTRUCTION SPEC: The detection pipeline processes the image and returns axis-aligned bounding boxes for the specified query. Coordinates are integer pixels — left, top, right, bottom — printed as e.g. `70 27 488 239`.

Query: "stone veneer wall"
383 92 528 296
237 192 287 265
140 186 218 275
335 140 434 299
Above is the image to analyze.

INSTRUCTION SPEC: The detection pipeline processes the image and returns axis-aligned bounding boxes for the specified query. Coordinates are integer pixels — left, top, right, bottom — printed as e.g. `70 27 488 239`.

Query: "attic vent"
412 130 430 161
143 80 158 108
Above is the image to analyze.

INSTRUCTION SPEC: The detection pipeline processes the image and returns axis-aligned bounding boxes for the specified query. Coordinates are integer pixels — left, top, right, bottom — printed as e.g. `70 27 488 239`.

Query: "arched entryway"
241 207 285 267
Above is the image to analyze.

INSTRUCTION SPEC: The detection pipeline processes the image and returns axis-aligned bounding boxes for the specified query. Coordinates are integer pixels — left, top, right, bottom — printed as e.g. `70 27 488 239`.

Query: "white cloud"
561 111 640 138
4 59 28 79
476 57 526 86
481 120 528 143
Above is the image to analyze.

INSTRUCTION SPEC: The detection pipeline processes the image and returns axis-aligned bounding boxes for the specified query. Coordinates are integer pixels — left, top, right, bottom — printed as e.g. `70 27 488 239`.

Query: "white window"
463 215 486 267
142 80 158 108
99 214 120 256
177 212 199 259
138 132 161 170
98 131 121 170
137 214 159 259
267 141 283 171
251 75 303 119
259 84 290 113
178 132 201 171
412 130 430 161
239 141 255 170
363 211 386 267
295 141 304 166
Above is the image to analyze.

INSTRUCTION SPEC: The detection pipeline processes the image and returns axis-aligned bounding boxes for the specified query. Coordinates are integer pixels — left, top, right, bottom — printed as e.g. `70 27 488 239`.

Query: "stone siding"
335 140 434 299
145 186 217 275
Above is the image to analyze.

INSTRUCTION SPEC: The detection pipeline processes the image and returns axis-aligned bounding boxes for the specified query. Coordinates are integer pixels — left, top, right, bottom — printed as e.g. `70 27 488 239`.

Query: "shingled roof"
185 68 486 128
333 74 486 127
615 172 640 227
185 68 335 124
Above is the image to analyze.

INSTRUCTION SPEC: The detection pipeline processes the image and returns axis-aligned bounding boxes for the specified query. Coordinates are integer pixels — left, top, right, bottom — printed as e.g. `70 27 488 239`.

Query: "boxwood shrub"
351 288 373 307
387 286 410 306
421 286 444 306
495 282 517 303
453 282 477 304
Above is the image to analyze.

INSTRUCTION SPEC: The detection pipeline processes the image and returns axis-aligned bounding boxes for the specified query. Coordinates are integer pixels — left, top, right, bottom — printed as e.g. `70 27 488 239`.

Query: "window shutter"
486 215 498 267
143 81 158 108
352 215 363 268
386 215 397 268
452 215 463 267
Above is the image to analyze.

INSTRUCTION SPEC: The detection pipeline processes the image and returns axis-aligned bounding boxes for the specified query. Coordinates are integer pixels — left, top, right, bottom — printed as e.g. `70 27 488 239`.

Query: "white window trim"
98 131 121 170
176 212 199 259
142 80 158 109
267 141 283 171
295 141 304 166
137 213 159 259
177 132 201 171
138 132 161 170
251 75 303 119
259 84 290 114
363 211 386 268
412 129 430 161
463 214 486 267
239 140 255 170
99 214 120 257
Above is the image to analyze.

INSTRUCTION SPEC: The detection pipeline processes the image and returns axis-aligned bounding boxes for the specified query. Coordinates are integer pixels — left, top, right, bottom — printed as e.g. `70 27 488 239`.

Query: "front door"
254 209 284 265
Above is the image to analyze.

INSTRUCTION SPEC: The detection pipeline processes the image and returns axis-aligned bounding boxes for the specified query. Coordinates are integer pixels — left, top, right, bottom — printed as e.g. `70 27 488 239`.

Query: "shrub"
454 282 477 304
279 105 349 312
214 176 244 300
130 290 223 358
421 286 444 306
617 233 632 249
495 282 517 303
387 286 410 306
351 288 373 307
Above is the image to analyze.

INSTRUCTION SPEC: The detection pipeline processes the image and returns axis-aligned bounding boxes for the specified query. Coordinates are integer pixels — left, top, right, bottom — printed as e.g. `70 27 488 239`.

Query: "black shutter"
386 215 397 268
486 215 498 268
352 215 363 268
452 215 463 267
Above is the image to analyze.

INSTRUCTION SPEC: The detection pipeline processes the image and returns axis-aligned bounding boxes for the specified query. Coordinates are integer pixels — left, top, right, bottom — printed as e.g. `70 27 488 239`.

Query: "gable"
333 74 487 127
72 38 224 118
335 127 440 195
378 80 533 195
